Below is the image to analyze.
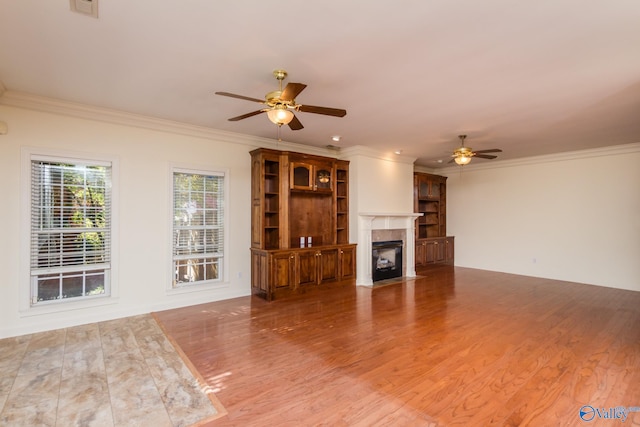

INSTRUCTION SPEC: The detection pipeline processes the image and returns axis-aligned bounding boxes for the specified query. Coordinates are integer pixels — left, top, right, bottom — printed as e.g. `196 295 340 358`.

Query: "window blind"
31 161 111 273
172 171 224 285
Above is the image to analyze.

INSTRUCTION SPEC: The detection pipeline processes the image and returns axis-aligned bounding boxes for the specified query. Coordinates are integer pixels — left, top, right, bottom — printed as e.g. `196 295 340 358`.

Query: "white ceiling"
1 1 639 167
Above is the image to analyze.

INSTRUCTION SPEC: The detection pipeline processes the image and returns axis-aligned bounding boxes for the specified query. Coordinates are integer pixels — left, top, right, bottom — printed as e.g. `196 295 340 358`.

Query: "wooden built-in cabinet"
415 236 455 267
414 172 454 268
250 148 355 300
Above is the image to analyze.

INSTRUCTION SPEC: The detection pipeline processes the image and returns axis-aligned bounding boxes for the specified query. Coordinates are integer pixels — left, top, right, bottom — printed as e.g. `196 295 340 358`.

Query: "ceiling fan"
215 69 346 131
449 135 502 165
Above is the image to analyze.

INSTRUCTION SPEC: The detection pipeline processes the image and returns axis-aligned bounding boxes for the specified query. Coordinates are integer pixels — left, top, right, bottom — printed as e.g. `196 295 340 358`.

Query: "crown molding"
436 142 640 175
5 90 635 167
0 90 339 157
340 145 416 165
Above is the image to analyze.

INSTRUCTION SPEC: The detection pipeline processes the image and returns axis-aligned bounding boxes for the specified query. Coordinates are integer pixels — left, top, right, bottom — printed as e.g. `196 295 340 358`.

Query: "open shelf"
335 161 349 245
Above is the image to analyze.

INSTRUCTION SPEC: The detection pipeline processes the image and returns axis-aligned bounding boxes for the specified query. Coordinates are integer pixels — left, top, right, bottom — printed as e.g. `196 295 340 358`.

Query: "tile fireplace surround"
357 213 422 287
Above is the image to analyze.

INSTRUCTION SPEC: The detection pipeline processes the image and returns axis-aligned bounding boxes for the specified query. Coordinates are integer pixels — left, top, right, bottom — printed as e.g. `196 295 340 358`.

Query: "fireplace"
356 213 422 287
372 240 403 282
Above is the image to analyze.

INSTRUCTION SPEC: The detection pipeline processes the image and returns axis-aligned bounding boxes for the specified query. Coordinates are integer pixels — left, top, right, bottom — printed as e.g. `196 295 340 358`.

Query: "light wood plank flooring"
154 266 640 426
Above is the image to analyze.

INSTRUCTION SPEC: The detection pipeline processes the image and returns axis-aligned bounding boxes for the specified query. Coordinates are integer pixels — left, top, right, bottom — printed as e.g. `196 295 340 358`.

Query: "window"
172 169 224 287
30 157 112 305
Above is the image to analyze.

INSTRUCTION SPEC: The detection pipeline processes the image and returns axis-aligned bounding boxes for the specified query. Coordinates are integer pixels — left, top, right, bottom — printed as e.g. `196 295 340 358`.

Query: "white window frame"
169 165 229 293
20 147 119 315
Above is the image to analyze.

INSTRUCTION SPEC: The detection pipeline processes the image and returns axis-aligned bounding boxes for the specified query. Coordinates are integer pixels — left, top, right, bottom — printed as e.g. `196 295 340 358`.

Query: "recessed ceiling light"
394 150 402 155
331 135 341 142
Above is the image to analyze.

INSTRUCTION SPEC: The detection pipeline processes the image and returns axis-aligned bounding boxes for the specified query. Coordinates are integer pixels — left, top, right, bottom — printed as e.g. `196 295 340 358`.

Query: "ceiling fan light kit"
215 69 346 132
454 153 472 165
267 105 294 126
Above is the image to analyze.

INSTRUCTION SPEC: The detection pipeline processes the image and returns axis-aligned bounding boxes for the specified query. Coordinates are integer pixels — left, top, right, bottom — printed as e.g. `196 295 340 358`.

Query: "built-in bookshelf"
414 172 454 267
250 149 356 300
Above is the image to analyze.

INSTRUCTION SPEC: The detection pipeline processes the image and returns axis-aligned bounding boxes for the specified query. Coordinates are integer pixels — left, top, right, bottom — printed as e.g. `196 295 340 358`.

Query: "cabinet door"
445 237 455 264
339 246 356 279
272 252 296 290
290 162 313 190
425 241 437 264
318 248 339 282
291 161 333 192
434 239 446 263
430 181 440 199
297 249 318 286
314 167 332 191
251 251 269 293
415 241 426 267
417 175 431 199
417 175 441 200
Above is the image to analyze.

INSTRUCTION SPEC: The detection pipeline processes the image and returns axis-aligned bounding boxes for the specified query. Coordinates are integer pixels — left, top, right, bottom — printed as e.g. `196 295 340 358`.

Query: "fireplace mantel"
356 212 423 287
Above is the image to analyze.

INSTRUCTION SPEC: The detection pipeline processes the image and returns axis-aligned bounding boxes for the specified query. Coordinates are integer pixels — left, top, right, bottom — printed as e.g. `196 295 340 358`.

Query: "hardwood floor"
154 266 640 426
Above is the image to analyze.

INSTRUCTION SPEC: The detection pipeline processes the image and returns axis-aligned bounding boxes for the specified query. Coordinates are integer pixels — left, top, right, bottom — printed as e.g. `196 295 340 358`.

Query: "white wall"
2 97 637 339
343 146 415 216
442 144 640 291
0 98 329 338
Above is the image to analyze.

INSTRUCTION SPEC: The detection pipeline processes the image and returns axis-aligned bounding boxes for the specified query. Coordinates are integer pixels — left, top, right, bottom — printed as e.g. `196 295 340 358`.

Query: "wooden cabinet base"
251 244 356 301
415 236 454 267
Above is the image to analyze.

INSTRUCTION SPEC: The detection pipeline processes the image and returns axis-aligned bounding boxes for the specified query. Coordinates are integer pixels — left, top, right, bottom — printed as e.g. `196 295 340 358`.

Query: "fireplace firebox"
371 240 403 282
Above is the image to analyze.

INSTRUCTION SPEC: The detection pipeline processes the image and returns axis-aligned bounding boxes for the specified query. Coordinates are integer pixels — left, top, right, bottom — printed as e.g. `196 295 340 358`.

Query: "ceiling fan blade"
474 154 498 159
228 110 266 121
215 92 265 104
298 104 347 117
474 148 502 154
280 83 307 102
448 158 456 164
288 114 304 131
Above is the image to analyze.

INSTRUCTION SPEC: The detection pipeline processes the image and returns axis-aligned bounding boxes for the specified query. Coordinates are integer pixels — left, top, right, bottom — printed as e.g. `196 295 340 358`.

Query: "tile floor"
0 314 221 427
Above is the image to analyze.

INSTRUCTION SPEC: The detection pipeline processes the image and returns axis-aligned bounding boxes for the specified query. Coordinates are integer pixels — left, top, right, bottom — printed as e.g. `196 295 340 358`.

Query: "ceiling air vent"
70 0 98 18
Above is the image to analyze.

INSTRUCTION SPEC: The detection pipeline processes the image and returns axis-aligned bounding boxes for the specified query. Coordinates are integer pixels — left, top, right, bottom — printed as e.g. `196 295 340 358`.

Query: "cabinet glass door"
430 182 440 198
315 168 332 190
418 178 430 199
291 163 313 190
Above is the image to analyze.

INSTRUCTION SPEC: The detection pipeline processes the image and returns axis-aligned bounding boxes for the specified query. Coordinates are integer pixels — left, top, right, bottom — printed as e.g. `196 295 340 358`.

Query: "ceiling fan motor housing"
266 90 283 105
454 146 474 157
